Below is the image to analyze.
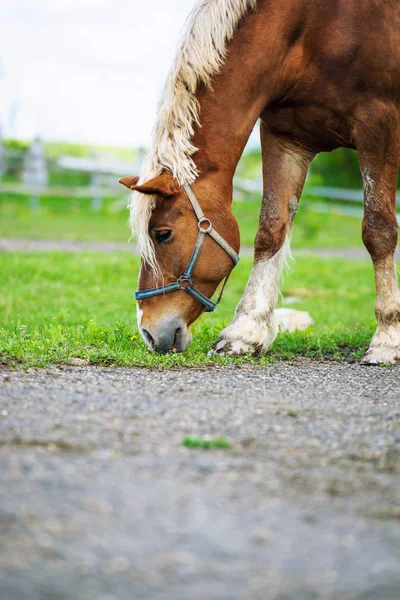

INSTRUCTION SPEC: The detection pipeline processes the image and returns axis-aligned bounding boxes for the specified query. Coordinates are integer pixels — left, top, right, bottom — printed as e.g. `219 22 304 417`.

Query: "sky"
0 0 195 147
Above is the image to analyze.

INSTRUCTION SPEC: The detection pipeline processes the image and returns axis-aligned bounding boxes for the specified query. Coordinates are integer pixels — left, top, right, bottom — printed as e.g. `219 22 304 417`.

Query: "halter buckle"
198 217 212 233
178 276 192 290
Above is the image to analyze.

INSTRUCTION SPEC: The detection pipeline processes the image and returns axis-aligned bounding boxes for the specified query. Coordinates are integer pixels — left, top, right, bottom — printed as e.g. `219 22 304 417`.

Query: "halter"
135 183 239 312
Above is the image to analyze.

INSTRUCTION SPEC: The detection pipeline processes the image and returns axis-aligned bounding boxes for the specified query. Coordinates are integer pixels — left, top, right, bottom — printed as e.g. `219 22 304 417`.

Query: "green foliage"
42 140 137 161
310 148 362 189
3 139 30 152
182 437 231 450
1 139 30 178
237 148 262 179
0 252 375 368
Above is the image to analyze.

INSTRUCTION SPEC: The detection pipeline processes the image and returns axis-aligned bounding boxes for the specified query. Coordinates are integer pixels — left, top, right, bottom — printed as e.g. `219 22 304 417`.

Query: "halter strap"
135 183 239 312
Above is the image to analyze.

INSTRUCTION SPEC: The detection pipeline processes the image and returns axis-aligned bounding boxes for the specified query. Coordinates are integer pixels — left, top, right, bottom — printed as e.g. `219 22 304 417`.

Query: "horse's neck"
191 1 283 186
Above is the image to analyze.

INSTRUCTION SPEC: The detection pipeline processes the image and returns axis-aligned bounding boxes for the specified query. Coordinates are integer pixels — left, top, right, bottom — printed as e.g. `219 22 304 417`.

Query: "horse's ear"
118 176 140 190
122 172 180 197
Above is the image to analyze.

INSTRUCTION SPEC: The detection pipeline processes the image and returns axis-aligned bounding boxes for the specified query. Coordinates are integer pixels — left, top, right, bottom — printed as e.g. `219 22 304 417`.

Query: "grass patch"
0 251 376 368
182 437 231 450
0 192 363 249
286 409 299 418
0 194 130 243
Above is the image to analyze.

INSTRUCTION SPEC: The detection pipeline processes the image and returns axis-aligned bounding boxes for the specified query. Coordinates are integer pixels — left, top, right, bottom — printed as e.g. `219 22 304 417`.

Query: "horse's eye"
154 229 173 244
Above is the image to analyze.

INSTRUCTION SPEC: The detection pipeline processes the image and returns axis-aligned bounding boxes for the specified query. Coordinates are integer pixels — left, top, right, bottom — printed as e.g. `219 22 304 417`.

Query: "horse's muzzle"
141 317 192 354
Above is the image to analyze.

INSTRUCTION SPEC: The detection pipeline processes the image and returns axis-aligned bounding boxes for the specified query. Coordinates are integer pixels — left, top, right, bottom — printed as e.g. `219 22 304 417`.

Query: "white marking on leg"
362 319 400 364
212 235 313 355
362 255 400 365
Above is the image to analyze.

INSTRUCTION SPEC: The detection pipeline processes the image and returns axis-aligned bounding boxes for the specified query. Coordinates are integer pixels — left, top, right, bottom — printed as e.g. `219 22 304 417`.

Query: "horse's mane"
129 0 257 270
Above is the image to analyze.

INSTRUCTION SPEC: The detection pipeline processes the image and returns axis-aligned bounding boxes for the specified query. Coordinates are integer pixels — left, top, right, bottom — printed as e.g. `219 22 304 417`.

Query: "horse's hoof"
361 347 400 365
210 338 256 357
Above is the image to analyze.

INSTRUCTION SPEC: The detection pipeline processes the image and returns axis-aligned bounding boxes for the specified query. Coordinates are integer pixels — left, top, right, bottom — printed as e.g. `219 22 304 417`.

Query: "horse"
120 0 400 364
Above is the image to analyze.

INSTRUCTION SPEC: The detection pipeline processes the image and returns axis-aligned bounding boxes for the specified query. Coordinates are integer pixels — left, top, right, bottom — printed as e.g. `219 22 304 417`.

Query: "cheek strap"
134 183 239 312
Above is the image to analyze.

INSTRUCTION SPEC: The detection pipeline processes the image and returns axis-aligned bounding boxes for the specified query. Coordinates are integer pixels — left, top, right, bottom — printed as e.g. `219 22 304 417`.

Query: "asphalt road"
1 361 400 600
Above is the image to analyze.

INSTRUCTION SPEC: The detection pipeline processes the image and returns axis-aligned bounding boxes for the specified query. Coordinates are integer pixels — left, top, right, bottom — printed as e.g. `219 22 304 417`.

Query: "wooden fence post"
22 136 48 210
90 151 103 211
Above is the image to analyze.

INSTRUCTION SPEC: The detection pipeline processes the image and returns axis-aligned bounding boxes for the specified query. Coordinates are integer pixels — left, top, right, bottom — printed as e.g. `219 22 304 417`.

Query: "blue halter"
135 183 239 312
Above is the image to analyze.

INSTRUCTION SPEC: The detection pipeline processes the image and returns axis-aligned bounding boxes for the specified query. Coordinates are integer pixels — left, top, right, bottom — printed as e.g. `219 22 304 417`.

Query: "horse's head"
120 171 240 354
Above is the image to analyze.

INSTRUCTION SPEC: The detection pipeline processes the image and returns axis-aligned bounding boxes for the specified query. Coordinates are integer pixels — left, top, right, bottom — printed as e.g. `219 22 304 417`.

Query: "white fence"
1 139 400 218
0 141 140 210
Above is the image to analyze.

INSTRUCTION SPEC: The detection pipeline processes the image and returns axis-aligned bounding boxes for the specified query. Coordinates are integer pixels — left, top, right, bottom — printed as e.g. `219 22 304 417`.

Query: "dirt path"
0 236 378 260
1 361 400 599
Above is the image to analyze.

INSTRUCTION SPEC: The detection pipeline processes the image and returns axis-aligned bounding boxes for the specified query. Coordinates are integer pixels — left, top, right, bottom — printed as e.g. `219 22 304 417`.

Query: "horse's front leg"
211 127 314 356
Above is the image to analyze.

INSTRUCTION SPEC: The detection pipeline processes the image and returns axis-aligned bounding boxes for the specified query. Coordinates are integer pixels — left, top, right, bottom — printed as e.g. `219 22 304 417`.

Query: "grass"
0 195 128 243
0 251 376 368
182 437 231 450
0 192 363 249
286 409 299 418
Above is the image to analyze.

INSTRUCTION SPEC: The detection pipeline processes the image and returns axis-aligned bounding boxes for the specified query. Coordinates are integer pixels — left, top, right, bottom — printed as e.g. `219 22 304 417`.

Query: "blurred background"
0 0 397 251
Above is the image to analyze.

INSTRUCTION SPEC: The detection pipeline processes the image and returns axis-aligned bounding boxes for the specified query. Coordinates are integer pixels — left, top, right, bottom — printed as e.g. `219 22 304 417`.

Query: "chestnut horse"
120 0 400 364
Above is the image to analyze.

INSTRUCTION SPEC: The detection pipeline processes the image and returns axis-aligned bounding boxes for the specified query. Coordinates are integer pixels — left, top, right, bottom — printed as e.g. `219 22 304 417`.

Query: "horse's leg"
355 106 400 365
211 125 313 356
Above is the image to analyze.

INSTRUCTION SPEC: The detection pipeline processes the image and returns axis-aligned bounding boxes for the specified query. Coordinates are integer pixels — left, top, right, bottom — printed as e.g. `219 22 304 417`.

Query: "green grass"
286 409 299 418
182 437 231 450
0 252 376 368
0 195 129 243
0 192 363 249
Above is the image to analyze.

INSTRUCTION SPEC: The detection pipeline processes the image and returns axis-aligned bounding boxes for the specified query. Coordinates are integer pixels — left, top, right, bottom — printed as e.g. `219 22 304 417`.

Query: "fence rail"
234 177 400 206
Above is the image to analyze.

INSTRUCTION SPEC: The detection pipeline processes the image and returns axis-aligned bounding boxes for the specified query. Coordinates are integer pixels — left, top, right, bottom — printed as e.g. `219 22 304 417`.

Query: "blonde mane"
129 0 257 270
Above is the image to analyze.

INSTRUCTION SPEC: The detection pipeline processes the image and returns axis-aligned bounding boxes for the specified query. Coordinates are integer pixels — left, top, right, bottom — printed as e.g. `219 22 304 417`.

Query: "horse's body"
122 0 400 363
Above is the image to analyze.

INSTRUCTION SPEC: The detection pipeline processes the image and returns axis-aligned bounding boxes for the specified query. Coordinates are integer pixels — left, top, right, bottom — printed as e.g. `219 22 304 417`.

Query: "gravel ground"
1 361 400 600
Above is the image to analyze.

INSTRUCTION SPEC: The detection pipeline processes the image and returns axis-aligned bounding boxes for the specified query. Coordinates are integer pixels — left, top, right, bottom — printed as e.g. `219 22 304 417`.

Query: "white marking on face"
136 304 143 331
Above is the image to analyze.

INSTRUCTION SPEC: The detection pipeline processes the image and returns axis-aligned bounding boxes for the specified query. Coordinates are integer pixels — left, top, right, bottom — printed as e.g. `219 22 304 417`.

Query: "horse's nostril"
173 327 182 350
142 329 154 349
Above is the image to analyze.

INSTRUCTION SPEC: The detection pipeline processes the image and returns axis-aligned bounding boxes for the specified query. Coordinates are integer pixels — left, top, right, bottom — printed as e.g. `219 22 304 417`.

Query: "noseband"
135 183 239 312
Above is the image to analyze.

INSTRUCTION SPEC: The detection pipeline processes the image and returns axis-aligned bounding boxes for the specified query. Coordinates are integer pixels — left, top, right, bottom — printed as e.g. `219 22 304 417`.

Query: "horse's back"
261 0 400 150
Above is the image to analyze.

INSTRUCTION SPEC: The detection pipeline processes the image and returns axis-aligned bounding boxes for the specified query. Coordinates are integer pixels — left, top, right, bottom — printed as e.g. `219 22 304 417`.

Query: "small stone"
70 358 90 367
